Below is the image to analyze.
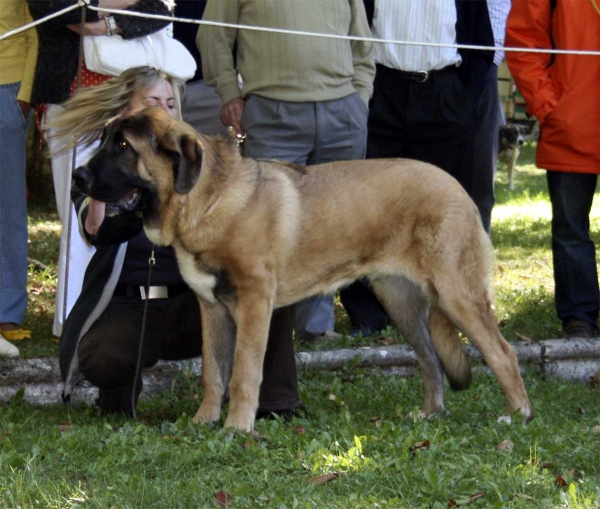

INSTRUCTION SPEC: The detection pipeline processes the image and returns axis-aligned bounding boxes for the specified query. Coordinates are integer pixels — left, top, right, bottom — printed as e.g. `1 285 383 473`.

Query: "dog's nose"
73 165 90 193
518 139 524 146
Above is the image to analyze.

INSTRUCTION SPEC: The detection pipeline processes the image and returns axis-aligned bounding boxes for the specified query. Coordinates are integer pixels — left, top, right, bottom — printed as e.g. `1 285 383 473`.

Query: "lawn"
1 142 599 508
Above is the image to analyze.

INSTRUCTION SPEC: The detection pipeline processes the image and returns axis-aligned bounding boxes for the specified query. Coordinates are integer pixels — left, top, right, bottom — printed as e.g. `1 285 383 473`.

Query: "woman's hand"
85 199 106 236
17 101 31 118
220 97 246 136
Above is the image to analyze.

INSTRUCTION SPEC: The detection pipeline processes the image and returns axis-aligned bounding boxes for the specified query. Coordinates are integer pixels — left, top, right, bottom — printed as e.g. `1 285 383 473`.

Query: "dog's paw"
192 403 222 425
223 413 255 433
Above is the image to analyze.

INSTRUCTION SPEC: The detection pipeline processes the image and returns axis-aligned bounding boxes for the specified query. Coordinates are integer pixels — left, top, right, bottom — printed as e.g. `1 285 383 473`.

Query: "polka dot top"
69 58 111 95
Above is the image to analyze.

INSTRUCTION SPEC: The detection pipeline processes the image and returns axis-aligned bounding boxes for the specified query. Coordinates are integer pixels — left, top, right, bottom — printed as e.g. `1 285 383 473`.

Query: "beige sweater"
198 0 375 105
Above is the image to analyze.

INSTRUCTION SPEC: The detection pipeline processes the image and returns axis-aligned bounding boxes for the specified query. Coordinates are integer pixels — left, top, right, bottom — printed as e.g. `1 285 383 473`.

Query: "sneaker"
564 320 597 339
0 333 20 358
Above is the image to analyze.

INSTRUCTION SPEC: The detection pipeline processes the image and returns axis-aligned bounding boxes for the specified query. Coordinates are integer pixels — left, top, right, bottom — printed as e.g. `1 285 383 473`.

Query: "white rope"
86 6 600 57
2 1 600 57
0 1 85 42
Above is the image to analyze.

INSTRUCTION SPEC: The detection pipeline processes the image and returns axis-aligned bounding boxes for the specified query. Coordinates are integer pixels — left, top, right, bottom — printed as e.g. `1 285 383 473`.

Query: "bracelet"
104 15 117 36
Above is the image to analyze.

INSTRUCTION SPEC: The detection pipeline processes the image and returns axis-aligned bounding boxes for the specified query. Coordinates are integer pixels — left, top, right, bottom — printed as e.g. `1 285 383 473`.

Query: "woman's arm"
114 0 174 39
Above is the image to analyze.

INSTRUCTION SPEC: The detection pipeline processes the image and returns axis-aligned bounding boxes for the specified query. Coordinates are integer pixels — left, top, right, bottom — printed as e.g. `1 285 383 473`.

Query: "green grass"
1 369 599 508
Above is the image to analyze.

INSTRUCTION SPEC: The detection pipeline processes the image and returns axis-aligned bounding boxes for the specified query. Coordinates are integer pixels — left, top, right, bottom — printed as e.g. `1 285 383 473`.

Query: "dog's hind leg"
194 299 237 426
428 305 471 391
370 276 446 417
435 283 533 421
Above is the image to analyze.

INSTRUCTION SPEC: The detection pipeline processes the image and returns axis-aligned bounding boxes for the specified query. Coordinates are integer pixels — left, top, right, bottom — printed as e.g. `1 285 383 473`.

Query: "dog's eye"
120 140 129 150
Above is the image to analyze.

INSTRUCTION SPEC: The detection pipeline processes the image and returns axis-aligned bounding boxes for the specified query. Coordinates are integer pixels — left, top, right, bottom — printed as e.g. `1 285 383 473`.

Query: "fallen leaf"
514 332 533 342
497 265 505 274
515 493 534 501
554 476 568 487
328 394 337 402
447 492 484 508
380 336 394 345
589 372 600 386
293 425 307 435
578 407 586 415
540 461 555 469
249 431 267 442
591 425 600 435
214 491 233 508
497 439 514 452
375 420 382 428
410 440 431 457
306 473 340 485
369 416 380 422
58 421 72 433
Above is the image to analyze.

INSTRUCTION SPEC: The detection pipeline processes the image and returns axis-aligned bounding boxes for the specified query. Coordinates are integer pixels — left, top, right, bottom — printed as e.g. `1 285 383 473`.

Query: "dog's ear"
159 130 203 195
174 134 203 195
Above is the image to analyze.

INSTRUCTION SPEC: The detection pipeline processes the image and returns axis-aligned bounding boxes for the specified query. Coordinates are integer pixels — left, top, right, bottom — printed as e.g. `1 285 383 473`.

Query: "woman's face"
128 79 179 119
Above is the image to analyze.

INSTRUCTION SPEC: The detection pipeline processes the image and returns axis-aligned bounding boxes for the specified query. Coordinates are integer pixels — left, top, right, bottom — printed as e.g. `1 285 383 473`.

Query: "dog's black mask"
73 119 155 218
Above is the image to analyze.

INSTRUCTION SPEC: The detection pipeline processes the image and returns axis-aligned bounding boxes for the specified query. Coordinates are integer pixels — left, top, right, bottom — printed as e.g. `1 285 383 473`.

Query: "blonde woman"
51 67 303 419
27 0 174 337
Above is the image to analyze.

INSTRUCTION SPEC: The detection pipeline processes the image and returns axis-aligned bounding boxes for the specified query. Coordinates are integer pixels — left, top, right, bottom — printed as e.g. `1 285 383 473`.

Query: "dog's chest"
174 246 217 303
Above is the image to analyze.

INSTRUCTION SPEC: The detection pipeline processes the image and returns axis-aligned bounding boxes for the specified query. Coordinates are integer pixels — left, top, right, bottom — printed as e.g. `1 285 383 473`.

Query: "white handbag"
83 23 197 81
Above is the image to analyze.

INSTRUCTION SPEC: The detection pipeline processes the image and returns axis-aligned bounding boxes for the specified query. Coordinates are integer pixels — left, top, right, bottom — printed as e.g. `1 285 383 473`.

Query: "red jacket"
505 0 600 174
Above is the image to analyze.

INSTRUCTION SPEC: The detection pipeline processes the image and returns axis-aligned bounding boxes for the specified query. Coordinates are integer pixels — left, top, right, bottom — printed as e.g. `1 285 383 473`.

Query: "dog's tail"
428 306 471 390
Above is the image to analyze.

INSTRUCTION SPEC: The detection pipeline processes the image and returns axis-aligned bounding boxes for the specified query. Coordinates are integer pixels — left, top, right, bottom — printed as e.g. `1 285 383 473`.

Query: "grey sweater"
198 0 375 105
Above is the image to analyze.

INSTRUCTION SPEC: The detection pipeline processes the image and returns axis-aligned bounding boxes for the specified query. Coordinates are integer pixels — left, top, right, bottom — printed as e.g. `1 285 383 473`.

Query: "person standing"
505 0 599 339
198 0 375 341
173 0 226 137
0 0 38 357
471 0 512 233
340 0 495 336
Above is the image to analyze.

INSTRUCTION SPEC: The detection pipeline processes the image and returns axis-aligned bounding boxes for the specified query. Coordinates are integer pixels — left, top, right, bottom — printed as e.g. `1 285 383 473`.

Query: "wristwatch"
103 15 118 36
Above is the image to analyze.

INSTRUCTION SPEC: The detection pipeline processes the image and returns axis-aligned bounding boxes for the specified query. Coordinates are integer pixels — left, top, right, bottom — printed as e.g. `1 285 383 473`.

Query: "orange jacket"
505 0 600 174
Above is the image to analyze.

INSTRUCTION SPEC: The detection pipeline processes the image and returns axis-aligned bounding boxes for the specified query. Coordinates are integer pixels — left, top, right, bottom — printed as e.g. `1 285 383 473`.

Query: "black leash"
131 245 156 420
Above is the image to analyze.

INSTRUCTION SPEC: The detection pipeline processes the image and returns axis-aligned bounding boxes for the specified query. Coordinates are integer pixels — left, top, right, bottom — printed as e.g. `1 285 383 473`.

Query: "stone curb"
0 339 598 406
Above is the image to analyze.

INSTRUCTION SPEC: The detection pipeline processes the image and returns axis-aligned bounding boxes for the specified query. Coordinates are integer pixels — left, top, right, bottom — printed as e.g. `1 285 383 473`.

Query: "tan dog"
74 108 533 432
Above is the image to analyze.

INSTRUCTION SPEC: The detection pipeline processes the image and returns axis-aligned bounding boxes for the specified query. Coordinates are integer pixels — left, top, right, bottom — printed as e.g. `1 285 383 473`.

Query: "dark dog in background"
498 124 524 190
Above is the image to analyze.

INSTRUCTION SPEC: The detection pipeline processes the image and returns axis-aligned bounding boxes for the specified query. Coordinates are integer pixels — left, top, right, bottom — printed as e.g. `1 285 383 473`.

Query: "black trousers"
78 290 301 414
340 64 477 332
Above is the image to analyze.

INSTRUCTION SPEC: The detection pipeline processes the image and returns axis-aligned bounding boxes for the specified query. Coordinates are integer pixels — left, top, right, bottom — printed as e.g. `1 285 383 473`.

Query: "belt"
113 282 190 300
377 63 457 83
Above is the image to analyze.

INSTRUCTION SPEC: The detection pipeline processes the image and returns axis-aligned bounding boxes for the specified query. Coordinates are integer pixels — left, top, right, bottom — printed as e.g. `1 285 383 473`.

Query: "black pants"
78 291 301 414
340 64 476 332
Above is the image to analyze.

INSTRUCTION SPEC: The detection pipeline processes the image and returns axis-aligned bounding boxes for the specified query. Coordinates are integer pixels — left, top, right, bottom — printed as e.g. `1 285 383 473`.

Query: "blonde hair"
46 66 185 155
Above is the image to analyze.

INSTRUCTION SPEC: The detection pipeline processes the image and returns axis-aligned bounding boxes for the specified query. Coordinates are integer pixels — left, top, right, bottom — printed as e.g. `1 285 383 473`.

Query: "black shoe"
564 320 597 339
256 404 308 422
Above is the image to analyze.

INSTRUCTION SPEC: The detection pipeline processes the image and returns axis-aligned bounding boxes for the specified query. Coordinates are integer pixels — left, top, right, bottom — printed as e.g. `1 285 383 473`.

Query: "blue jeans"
547 171 599 331
0 82 30 325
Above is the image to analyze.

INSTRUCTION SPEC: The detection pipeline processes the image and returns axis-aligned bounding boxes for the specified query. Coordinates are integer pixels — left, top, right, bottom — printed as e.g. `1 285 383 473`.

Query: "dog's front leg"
223 291 274 432
194 299 236 426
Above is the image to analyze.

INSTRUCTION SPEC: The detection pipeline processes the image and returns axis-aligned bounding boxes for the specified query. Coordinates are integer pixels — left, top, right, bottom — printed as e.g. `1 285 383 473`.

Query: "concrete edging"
0 338 598 406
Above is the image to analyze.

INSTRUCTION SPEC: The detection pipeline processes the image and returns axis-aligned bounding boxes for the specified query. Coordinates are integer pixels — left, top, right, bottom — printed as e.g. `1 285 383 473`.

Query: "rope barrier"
2 1 600 57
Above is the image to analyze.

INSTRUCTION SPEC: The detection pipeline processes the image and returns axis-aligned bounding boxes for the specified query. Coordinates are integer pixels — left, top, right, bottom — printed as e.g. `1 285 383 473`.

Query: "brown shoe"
564 320 596 339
